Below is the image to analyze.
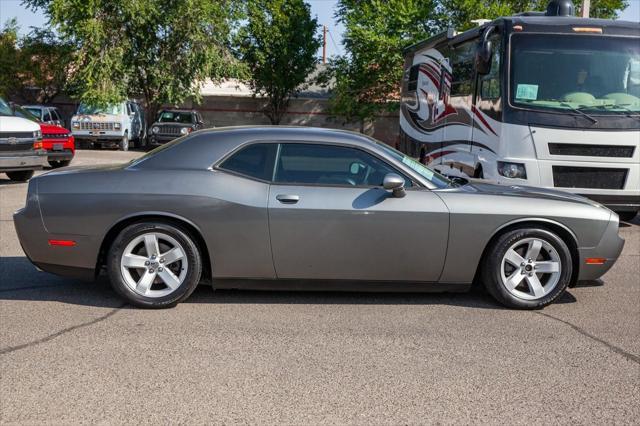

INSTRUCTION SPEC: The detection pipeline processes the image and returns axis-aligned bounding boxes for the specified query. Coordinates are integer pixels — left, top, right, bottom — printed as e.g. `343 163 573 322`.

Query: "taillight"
33 141 43 150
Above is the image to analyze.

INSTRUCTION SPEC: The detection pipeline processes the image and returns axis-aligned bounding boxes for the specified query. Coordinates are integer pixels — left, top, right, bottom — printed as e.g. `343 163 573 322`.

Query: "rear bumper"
14 206 98 281
0 153 47 172
46 149 74 161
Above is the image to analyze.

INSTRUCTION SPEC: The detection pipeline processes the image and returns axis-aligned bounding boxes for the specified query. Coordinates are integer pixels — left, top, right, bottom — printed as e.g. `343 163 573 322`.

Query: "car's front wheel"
118 133 129 151
6 170 35 182
481 228 572 309
107 222 202 308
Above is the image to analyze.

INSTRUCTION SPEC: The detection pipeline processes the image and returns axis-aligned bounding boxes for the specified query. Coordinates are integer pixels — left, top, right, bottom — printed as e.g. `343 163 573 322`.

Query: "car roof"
135 126 383 170
159 109 197 113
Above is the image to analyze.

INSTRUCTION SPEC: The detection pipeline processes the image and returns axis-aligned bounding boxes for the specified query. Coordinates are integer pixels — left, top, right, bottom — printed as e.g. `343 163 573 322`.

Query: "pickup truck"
0 97 47 182
12 104 75 168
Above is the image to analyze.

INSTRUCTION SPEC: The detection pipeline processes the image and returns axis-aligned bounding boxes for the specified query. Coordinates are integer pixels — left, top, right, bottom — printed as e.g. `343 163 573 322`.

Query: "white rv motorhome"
399 0 640 220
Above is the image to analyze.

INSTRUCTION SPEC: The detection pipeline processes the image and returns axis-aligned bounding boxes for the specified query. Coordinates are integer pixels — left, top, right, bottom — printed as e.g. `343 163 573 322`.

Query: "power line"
327 28 342 56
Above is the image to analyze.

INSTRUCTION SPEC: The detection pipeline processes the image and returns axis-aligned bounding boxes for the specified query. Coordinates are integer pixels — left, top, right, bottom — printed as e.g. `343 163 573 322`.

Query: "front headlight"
180 127 189 135
497 161 527 179
152 126 159 134
114 122 122 130
72 121 79 129
34 130 42 140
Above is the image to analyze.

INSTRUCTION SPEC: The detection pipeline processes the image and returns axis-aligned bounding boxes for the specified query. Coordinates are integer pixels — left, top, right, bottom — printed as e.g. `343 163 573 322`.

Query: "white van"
71 101 146 151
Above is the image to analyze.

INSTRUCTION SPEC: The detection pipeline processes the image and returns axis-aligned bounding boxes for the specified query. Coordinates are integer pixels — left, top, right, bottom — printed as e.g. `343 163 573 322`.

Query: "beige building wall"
51 95 400 146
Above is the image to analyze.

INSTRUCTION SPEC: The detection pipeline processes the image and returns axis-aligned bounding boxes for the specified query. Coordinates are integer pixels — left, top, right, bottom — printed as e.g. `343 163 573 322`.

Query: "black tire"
6 170 35 182
48 160 71 168
481 227 572 309
107 222 203 308
118 133 129 151
616 211 638 222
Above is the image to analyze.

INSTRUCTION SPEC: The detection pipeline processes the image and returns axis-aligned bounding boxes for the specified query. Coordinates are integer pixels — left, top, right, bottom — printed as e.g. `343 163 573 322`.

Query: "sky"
1 0 639 58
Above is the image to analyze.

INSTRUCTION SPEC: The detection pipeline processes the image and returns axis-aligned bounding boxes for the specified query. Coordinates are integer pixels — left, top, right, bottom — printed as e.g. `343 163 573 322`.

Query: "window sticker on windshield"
402 156 434 180
516 84 538 100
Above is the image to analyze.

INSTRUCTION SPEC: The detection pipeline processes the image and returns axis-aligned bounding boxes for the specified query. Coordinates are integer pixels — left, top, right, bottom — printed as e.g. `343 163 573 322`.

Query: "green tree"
16 28 74 103
237 0 322 124
0 19 20 99
327 0 628 130
25 0 243 125
323 0 437 131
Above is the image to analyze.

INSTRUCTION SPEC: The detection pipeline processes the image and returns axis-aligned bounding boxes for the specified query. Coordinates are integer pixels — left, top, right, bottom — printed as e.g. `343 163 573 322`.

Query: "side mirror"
383 173 406 198
475 26 496 75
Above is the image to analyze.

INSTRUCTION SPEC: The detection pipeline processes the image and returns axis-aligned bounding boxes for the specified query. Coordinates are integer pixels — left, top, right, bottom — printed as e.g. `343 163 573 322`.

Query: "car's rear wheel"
6 170 35 182
48 160 71 168
107 222 202 308
481 228 572 309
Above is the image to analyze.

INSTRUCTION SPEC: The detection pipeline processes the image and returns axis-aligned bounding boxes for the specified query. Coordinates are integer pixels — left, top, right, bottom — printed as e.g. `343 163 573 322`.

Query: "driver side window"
274 143 411 187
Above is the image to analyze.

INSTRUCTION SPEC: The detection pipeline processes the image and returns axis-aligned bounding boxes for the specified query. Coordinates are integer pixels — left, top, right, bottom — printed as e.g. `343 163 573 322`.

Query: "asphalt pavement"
1 150 638 424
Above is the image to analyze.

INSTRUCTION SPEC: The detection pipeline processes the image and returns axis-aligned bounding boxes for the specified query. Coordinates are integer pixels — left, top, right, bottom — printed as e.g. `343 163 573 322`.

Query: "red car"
11 104 75 168
40 122 75 168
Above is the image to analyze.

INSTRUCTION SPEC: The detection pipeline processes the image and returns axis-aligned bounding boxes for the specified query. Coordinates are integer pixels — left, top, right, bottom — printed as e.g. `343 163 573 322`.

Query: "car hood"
457 181 603 208
0 115 41 132
40 123 70 133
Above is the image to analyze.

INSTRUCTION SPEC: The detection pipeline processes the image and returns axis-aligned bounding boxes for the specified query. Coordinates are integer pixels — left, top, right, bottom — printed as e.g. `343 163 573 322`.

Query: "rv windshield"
510 34 640 113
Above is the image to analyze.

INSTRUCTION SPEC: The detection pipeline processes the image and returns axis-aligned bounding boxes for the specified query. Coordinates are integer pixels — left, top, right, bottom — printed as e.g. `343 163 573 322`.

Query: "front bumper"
578 194 640 212
577 216 625 281
73 130 124 143
0 152 47 172
149 134 178 145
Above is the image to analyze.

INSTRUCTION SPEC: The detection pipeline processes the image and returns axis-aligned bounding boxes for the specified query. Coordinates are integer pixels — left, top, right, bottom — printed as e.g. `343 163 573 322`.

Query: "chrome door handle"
276 194 300 204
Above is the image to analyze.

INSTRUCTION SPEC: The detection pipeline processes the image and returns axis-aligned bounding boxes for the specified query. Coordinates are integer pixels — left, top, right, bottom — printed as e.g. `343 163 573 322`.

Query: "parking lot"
0 150 638 424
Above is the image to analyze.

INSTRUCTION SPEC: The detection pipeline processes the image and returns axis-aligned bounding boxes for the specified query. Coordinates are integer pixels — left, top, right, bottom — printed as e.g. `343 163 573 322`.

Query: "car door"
213 142 279 278
268 142 449 282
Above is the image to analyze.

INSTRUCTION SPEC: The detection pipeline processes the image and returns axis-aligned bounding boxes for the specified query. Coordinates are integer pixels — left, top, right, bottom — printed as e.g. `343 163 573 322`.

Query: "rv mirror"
476 39 493 75
475 26 496 75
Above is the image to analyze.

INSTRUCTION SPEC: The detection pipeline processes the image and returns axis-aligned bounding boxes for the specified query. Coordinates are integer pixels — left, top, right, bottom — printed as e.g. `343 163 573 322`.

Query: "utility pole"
322 25 327 64
581 0 590 18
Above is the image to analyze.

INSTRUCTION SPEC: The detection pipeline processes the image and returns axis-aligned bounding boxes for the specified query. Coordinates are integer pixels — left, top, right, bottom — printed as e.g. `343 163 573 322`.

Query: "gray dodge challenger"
14 127 624 309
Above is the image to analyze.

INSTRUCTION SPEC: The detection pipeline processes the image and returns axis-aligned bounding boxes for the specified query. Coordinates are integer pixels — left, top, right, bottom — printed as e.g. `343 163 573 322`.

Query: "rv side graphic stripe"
471 105 498 136
409 137 497 156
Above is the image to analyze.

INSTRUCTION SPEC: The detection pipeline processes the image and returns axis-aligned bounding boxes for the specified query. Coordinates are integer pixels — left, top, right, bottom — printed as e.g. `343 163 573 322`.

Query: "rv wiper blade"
559 103 598 124
592 103 640 120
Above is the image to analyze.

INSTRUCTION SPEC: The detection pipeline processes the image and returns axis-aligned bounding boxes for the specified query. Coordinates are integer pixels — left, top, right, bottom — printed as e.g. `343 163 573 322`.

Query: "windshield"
510 34 640 113
25 107 42 118
77 103 126 115
12 105 40 122
158 111 193 123
0 98 12 116
372 139 452 188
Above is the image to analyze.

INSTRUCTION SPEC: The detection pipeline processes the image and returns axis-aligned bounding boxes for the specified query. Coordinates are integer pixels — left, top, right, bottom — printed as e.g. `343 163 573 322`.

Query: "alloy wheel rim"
120 232 188 298
500 237 562 301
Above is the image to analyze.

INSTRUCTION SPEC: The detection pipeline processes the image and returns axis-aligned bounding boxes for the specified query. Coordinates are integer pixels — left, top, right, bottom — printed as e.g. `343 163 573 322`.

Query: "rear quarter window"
218 143 278 182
